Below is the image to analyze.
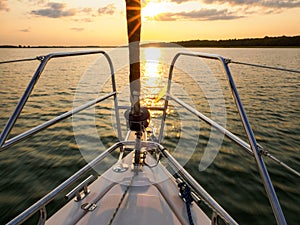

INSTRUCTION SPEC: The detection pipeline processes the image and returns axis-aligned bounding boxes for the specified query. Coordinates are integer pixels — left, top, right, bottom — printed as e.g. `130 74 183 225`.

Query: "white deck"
46 151 210 225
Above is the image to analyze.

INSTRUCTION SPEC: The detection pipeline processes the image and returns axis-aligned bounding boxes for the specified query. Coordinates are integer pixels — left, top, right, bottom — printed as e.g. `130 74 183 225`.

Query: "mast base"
125 107 150 132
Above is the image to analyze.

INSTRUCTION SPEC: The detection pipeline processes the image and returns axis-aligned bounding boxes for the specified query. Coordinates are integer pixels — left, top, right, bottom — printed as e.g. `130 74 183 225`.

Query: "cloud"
168 0 187 3
70 27 84 32
154 8 243 21
30 2 76 18
26 0 46 4
81 8 93 14
19 28 30 32
98 3 116 15
203 0 300 8
80 18 93 22
0 0 9 11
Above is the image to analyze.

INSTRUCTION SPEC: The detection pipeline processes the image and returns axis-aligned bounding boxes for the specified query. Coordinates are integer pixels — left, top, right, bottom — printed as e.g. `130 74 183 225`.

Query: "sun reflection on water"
140 47 172 118
142 47 163 78
141 48 164 97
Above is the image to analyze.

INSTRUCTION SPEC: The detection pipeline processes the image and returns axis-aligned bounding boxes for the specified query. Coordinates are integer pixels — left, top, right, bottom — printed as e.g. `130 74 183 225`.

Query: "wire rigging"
0 56 42 64
229 60 300 74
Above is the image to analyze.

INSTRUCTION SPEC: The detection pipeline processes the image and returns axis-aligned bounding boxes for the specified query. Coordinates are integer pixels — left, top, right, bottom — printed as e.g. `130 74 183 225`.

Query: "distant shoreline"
1 45 299 49
1 35 299 48
0 45 118 48
171 35 300 48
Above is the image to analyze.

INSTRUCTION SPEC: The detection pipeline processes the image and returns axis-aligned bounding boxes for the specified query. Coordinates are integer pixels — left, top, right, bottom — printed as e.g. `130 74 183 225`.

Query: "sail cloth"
125 0 141 115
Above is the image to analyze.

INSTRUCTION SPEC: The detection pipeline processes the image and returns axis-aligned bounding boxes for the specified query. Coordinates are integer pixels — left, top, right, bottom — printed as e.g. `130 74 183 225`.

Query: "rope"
178 182 195 225
107 173 136 225
229 60 300 74
0 56 43 64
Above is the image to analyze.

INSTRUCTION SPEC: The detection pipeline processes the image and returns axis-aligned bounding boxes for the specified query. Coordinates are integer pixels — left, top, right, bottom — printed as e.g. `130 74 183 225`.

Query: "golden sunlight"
141 47 167 112
141 48 164 104
140 48 165 113
142 2 164 20
143 48 162 78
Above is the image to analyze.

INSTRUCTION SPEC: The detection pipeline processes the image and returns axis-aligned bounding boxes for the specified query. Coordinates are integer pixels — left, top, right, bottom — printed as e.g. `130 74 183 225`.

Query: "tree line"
173 36 300 48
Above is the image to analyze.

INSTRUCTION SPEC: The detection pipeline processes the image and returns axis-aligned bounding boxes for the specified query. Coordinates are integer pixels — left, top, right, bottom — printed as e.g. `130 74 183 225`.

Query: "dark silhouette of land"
0 35 299 48
171 35 300 48
144 35 300 48
0 45 115 48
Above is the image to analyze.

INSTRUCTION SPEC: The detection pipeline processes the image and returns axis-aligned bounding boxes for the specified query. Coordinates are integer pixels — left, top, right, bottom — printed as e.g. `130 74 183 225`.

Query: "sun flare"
142 2 164 20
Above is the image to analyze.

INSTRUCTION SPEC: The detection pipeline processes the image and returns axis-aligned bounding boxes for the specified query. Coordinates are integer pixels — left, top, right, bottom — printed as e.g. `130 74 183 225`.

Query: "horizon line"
1 35 299 48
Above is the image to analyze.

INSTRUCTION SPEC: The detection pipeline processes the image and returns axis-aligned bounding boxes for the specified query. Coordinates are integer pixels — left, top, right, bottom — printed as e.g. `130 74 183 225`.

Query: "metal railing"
2 50 299 225
0 50 123 224
0 50 122 151
6 141 122 225
168 94 300 177
159 52 290 225
6 140 239 225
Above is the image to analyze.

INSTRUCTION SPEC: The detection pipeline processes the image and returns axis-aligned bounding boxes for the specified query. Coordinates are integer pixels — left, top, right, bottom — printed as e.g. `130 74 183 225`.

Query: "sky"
0 0 300 46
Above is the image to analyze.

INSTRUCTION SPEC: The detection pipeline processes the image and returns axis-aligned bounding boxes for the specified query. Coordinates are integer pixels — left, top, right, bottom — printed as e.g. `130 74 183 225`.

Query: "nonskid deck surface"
46 151 210 225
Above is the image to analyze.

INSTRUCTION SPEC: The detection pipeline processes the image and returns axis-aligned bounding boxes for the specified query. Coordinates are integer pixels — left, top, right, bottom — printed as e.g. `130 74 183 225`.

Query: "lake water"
0 47 299 225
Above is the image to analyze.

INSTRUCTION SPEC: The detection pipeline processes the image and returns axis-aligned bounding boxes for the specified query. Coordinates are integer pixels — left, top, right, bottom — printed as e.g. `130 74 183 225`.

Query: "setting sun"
142 2 164 20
